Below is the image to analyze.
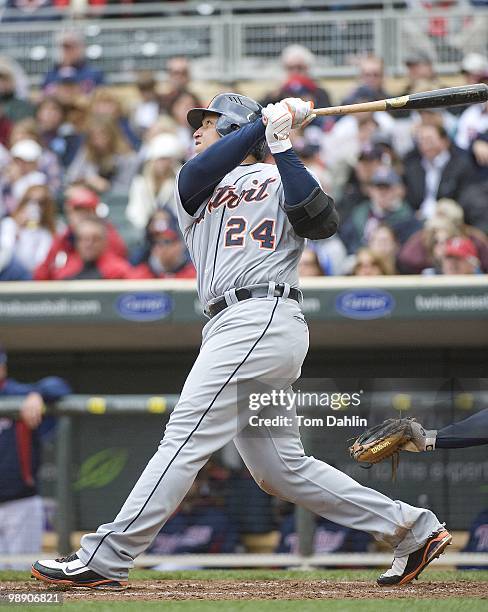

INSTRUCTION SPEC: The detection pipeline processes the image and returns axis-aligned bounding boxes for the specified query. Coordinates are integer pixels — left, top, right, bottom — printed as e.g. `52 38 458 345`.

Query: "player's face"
193 113 220 153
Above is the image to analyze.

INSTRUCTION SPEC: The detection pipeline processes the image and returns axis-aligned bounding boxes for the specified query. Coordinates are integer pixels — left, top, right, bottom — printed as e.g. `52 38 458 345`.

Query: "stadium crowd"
0 35 487 282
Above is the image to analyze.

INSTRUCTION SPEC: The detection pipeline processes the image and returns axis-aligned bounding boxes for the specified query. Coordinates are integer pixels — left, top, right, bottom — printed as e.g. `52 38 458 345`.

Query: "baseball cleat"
31 553 128 590
377 527 452 586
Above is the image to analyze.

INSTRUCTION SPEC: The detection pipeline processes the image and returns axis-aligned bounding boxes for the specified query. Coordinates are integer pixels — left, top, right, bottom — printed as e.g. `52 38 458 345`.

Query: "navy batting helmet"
187 93 262 136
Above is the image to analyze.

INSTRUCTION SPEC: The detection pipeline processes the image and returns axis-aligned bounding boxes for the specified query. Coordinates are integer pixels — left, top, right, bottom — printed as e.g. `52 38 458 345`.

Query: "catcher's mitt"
348 417 420 480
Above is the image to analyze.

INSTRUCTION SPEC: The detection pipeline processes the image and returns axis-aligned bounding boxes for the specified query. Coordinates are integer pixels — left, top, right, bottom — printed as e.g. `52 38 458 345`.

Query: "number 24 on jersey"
224 218 276 250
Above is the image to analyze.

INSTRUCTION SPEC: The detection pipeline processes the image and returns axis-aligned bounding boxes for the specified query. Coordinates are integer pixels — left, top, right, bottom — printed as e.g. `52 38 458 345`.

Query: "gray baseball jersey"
175 163 305 305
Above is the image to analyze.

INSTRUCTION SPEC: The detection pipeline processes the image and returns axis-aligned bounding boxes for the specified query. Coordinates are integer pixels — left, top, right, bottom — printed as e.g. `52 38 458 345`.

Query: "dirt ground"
3 579 488 601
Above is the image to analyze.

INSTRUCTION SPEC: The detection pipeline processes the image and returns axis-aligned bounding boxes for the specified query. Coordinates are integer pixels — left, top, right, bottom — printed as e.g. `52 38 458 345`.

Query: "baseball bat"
313 83 488 116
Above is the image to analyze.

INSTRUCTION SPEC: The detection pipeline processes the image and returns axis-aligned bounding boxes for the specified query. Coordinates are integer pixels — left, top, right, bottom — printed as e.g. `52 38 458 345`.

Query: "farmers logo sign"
116 292 172 321
335 290 395 320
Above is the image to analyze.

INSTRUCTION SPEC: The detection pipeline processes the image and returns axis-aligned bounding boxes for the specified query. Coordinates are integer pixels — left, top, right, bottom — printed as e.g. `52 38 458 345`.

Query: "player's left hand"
281 98 316 128
262 102 293 154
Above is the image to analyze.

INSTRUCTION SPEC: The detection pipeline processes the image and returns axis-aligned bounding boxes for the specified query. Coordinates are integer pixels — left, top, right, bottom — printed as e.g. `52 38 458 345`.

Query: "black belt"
206 283 301 318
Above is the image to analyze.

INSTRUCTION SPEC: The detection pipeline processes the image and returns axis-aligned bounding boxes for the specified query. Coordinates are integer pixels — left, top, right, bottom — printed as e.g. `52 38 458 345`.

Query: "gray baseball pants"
77 295 442 580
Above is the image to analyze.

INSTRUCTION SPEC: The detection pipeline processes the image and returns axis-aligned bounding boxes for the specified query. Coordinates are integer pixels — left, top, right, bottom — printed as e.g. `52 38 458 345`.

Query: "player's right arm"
178 120 266 216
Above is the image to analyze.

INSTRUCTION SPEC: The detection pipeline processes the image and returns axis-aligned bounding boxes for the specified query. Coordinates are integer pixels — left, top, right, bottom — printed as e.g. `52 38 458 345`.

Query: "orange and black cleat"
31 553 128 590
377 527 452 586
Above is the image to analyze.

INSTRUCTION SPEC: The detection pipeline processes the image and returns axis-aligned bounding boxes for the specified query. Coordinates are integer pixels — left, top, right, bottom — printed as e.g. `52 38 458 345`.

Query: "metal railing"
0 5 486 84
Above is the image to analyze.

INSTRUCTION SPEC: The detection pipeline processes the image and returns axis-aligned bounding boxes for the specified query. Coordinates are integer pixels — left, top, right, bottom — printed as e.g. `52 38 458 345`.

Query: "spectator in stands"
129 209 171 265
89 87 140 151
261 45 332 127
36 96 82 169
126 133 183 230
62 184 129 261
435 198 488 269
461 53 488 86
335 144 384 221
159 57 199 115
402 51 441 95
395 108 458 159
298 248 324 277
167 90 202 160
137 115 180 166
0 344 72 569
0 61 34 124
276 508 371 554
342 55 390 106
400 194 488 274
34 185 127 280
368 224 399 275
351 247 393 276
132 211 195 280
402 124 477 219
66 116 138 194
440 236 480 275
9 119 62 196
371 131 403 173
38 216 133 280
340 167 419 255
131 71 161 139
1 139 46 213
455 100 488 153
0 185 55 280
323 111 396 195
399 215 459 275
459 124 488 232
392 52 445 126
46 67 85 109
43 30 104 95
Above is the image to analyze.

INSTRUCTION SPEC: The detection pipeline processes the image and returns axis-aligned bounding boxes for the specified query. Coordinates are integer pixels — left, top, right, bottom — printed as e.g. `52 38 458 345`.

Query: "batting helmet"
187 93 262 136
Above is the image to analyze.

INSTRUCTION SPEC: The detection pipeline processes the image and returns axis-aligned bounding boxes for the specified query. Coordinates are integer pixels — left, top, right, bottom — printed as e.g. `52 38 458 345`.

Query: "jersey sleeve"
174 169 203 233
276 166 320 212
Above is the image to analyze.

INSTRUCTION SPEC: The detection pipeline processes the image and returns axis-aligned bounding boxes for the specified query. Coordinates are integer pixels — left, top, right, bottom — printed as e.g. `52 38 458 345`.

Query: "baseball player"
32 94 451 589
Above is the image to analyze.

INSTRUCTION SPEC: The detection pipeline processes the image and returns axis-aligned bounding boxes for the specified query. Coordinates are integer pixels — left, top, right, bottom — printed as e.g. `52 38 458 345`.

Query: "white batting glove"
281 97 316 128
262 102 293 154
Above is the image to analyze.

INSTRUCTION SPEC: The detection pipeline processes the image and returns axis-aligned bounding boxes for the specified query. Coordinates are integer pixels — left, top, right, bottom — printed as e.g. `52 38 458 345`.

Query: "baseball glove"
349 417 421 480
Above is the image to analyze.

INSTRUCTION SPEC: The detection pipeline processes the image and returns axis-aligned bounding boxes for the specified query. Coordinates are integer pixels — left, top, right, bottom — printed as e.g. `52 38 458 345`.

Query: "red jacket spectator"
43 249 134 281
35 217 133 281
34 223 126 280
34 186 127 280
